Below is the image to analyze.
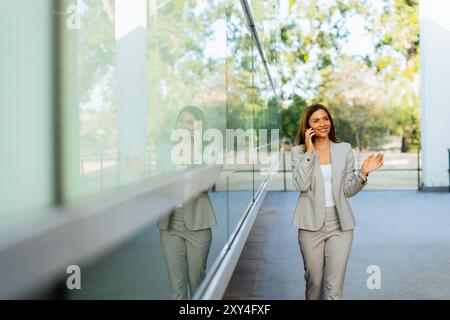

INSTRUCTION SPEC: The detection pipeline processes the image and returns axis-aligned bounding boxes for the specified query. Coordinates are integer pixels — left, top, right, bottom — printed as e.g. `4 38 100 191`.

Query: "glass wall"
0 0 54 223
0 0 281 300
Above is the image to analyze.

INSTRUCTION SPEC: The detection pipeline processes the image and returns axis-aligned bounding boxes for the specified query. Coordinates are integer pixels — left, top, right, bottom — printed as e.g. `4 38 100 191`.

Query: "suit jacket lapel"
330 141 340 201
314 149 323 193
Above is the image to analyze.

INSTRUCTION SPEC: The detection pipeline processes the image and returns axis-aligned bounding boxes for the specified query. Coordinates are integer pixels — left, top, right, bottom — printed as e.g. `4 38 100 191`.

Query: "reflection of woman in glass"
126 106 216 299
292 104 384 300
157 106 217 300
127 106 217 300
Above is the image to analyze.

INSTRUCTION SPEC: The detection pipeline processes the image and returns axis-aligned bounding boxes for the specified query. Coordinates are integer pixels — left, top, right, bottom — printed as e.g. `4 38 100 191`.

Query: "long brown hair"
295 103 341 145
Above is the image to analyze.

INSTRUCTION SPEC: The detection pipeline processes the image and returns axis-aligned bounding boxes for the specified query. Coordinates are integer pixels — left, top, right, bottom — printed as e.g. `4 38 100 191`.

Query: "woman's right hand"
125 156 146 176
305 128 316 153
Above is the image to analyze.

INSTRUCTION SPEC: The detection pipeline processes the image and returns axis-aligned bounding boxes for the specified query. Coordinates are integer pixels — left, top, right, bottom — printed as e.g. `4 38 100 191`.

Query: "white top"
320 164 335 207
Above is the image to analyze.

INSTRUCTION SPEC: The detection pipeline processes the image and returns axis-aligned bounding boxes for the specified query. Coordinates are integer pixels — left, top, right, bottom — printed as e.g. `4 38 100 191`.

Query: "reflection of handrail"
81 152 119 197
448 148 450 192
80 151 118 158
222 140 280 165
80 149 156 196
281 168 422 172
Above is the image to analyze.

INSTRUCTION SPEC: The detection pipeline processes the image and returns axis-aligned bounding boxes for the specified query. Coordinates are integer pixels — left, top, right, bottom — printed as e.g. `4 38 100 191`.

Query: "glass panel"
72 0 119 200
70 0 235 199
253 53 269 195
251 0 281 195
25 0 283 300
66 222 171 299
0 0 54 223
147 0 225 178
64 0 231 300
147 0 229 290
221 0 255 235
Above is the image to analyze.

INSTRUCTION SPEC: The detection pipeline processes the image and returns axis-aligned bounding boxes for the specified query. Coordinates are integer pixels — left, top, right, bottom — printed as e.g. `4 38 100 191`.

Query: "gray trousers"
160 210 212 300
298 206 353 300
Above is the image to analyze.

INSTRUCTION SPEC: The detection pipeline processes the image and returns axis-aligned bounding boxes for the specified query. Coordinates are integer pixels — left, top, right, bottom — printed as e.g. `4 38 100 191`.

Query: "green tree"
279 0 369 100
369 0 420 151
281 95 308 144
319 58 389 150
277 0 419 152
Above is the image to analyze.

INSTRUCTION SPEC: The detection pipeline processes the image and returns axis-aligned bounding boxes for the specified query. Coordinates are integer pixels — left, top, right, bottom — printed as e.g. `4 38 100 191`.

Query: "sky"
342 14 375 56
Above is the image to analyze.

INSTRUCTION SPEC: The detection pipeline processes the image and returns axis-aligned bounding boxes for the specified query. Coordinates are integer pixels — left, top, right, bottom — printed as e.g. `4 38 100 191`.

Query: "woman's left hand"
360 152 384 176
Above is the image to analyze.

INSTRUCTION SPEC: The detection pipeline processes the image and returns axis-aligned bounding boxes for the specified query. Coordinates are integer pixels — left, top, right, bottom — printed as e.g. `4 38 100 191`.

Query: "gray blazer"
291 141 367 231
158 192 217 231
155 143 217 231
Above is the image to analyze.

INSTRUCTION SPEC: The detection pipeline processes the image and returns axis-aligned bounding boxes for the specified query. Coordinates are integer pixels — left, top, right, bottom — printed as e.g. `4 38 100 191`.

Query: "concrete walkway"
223 190 450 300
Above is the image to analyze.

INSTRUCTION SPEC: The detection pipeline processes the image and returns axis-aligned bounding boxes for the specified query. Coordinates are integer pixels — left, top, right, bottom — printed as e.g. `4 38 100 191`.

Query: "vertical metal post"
53 0 63 205
251 32 255 202
226 176 230 242
52 0 68 300
282 145 286 192
448 148 450 192
418 145 421 190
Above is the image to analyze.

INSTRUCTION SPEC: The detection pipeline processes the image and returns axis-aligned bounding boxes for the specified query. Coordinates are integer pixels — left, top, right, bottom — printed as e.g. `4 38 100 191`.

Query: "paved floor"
223 190 450 300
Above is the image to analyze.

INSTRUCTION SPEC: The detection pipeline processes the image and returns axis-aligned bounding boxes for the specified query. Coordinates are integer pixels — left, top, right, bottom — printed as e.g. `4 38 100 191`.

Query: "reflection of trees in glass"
147 0 226 147
78 0 116 154
226 1 282 149
225 1 254 134
251 0 281 66
267 96 281 131
146 0 282 154
78 0 284 158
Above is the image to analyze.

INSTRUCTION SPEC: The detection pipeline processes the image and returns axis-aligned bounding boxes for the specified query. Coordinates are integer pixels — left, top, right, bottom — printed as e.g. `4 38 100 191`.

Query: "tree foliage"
279 0 420 151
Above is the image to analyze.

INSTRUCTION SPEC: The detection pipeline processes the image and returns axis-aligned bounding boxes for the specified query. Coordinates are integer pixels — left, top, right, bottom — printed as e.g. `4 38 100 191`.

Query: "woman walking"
292 103 384 300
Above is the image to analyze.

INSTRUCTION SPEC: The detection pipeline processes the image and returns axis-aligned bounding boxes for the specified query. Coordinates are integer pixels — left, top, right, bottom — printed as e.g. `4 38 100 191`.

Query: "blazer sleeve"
291 145 316 192
343 145 367 198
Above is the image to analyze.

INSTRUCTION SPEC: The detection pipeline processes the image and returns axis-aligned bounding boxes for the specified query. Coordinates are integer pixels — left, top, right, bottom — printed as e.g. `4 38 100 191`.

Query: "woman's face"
176 112 196 133
308 108 331 139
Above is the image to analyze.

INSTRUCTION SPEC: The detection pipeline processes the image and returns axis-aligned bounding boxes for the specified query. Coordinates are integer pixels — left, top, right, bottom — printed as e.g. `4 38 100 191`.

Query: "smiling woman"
292 103 384 300
295 104 341 151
